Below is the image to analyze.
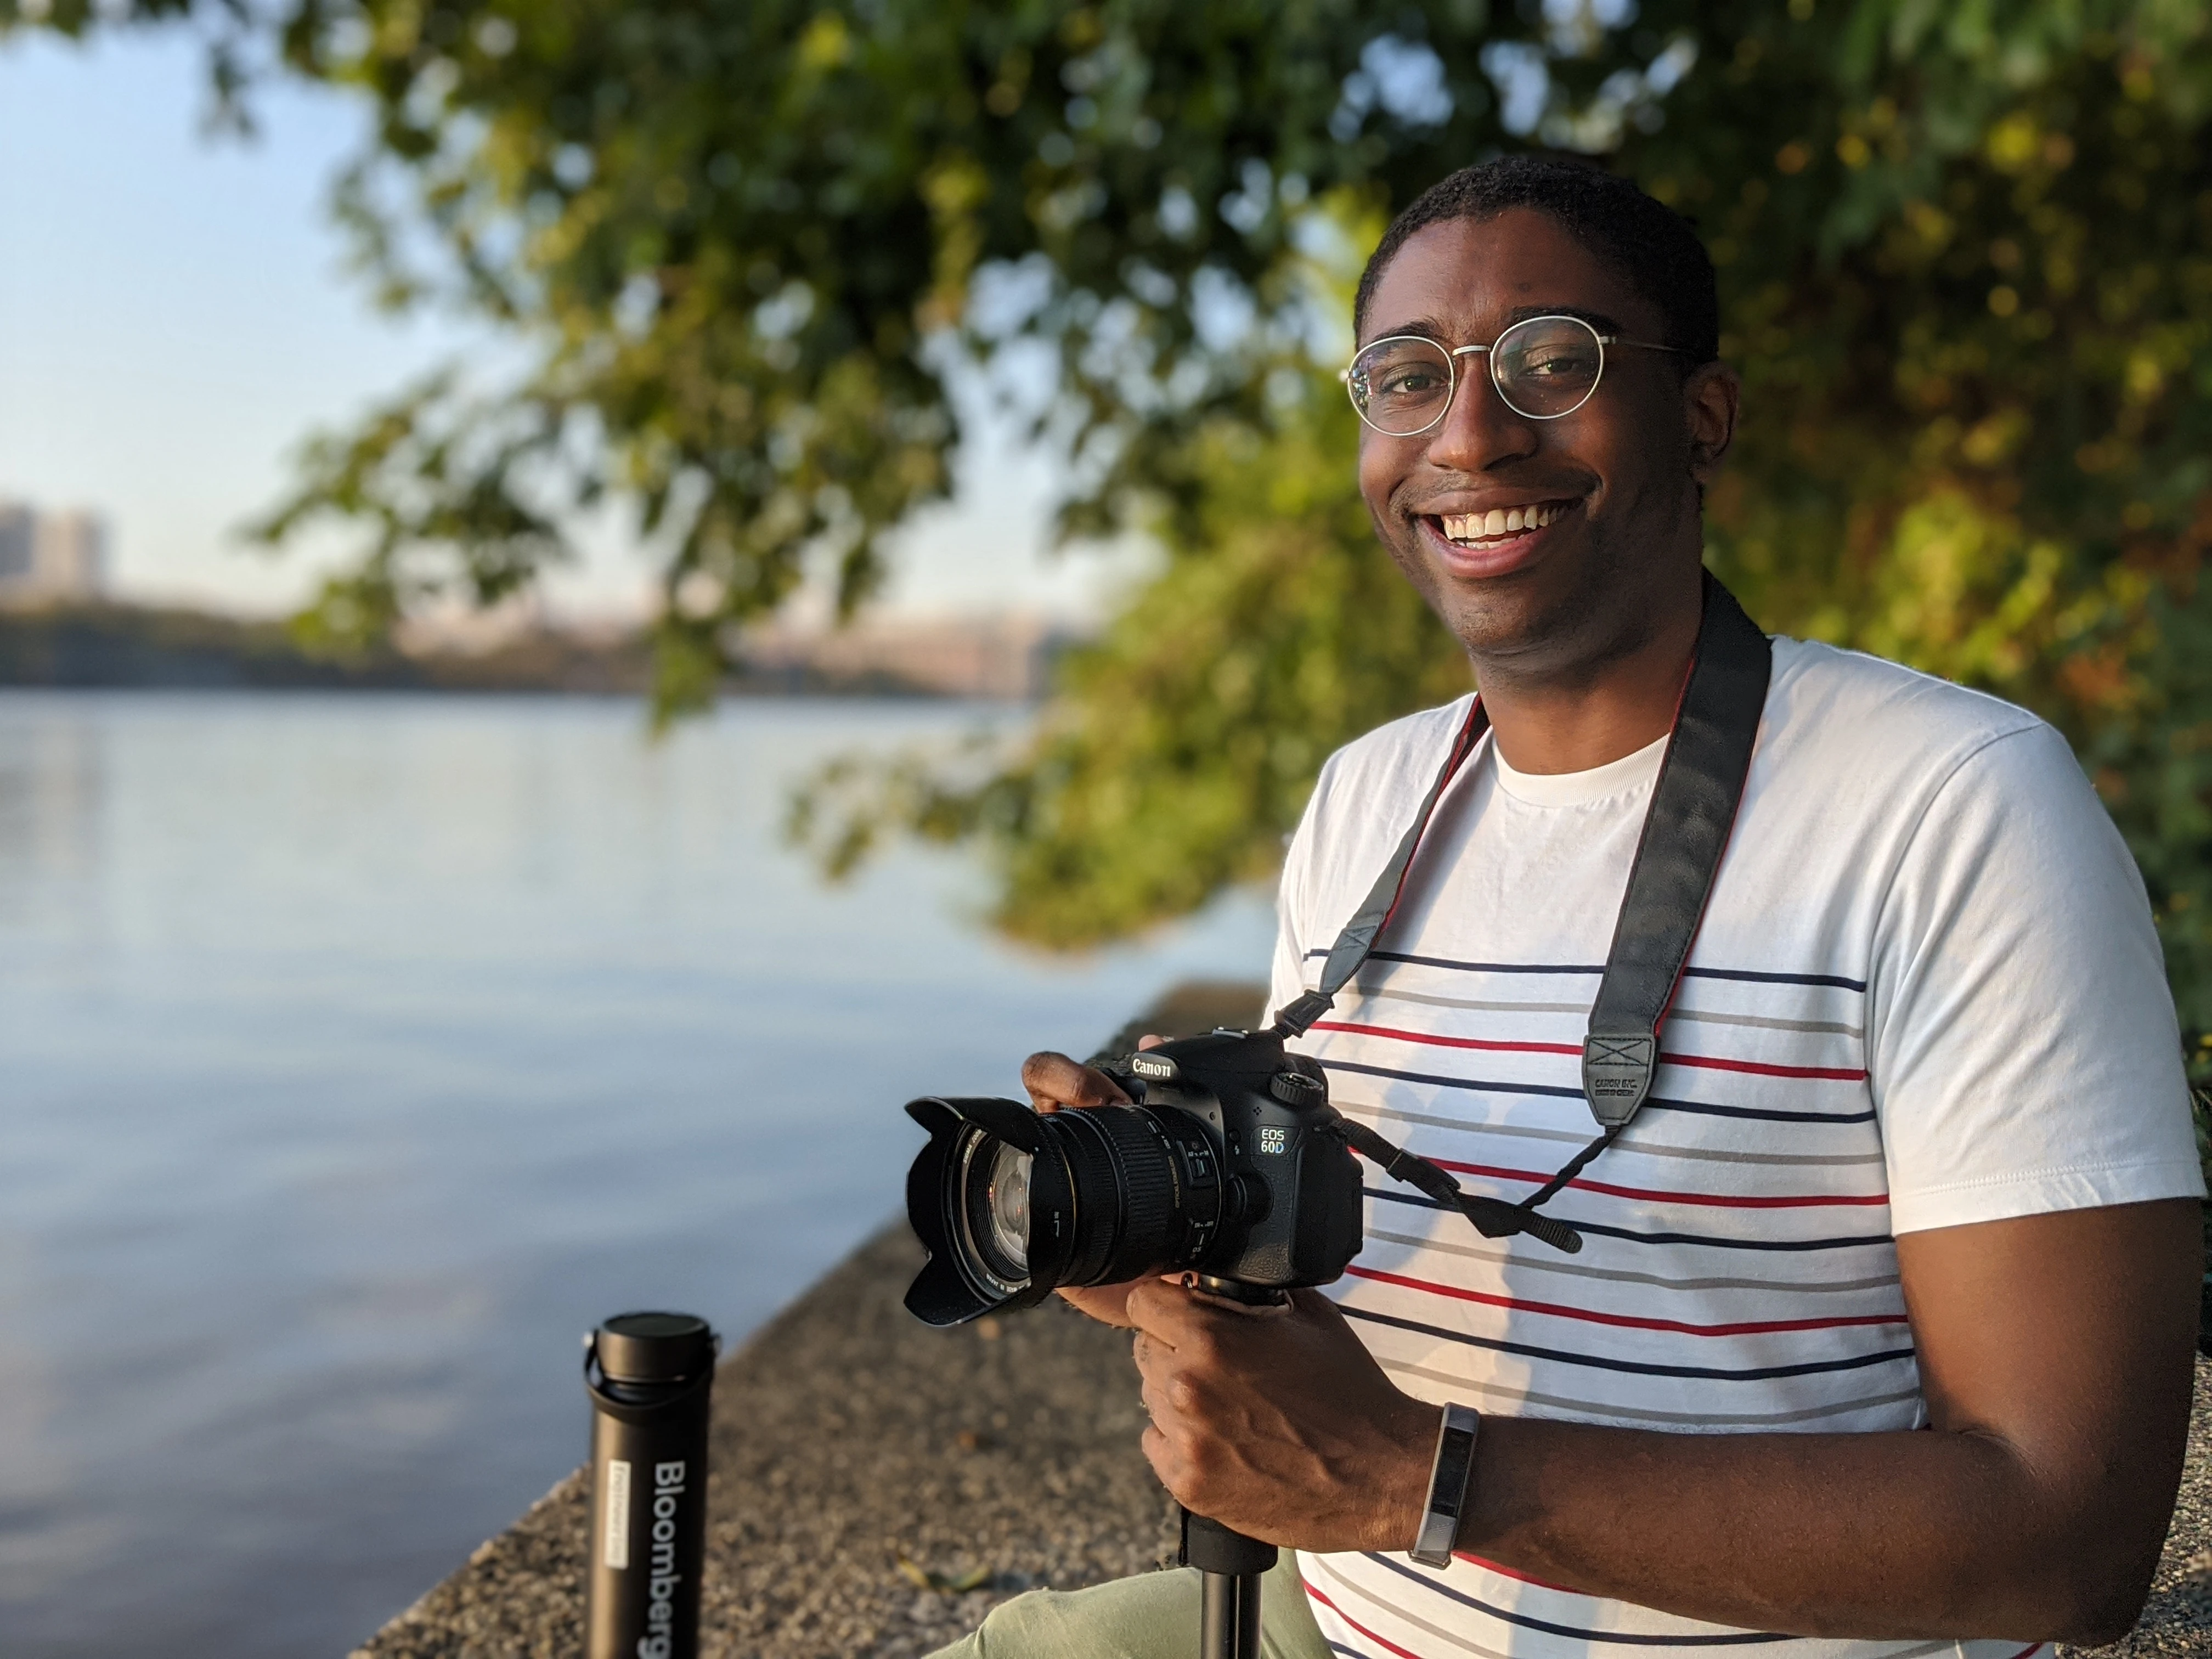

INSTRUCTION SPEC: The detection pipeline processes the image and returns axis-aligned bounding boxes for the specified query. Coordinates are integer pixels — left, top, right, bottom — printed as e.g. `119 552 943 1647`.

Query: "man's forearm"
1449 1416 2165 1644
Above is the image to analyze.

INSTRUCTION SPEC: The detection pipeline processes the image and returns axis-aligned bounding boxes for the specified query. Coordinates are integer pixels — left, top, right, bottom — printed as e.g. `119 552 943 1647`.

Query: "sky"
0 29 1128 623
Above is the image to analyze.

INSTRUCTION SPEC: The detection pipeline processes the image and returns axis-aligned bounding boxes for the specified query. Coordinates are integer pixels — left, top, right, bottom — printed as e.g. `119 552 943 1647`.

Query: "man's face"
1356 208 1732 672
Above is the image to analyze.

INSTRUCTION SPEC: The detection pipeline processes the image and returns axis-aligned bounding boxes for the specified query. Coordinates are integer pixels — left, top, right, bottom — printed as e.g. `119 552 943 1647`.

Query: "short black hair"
1353 156 1719 365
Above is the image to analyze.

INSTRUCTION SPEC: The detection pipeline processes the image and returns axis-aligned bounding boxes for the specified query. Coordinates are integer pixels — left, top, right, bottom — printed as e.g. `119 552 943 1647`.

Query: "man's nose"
1424 354 1539 473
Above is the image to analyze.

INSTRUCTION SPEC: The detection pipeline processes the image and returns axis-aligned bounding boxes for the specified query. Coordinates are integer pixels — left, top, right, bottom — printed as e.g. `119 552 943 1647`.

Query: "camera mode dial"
1268 1070 1325 1106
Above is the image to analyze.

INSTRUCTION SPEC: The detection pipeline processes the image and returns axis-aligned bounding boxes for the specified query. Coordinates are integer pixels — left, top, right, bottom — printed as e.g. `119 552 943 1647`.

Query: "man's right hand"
1021 1042 1160 1329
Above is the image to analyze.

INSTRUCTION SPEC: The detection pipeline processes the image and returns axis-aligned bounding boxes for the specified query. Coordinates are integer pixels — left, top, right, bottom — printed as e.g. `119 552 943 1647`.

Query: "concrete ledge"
354 985 2212 1657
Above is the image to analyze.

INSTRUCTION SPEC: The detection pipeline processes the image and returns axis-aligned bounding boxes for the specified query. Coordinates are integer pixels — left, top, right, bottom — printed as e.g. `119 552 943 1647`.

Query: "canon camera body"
902 1026 1365 1327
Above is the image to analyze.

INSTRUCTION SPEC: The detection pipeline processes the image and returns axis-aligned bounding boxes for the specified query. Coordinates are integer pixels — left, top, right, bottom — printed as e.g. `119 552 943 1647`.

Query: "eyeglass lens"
1348 317 1606 432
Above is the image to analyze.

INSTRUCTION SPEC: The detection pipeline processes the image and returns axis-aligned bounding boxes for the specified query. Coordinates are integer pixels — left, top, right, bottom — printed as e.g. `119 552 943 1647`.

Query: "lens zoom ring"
1097 1110 1180 1279
1052 1107 1182 1288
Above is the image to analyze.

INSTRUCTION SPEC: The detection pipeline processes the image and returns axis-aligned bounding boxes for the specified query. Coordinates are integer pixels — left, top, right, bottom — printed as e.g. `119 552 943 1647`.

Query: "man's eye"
1521 348 1598 379
1382 369 1443 395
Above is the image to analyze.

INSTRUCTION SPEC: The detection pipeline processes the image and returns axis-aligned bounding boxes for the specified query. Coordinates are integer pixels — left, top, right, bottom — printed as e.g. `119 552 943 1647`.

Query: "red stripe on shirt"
1311 1020 1866 1081
1314 1020 1581 1057
1452 1550 1583 1594
1302 1583 1430 1659
1346 1266 1911 1338
1426 1155 1891 1210
1667 1051 1866 1082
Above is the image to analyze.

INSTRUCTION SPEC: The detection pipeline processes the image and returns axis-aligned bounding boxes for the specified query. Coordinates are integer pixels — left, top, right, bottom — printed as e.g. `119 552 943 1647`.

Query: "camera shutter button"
1269 1070 1325 1105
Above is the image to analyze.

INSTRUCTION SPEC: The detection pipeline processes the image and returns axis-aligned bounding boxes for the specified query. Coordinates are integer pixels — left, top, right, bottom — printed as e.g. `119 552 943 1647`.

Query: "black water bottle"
584 1311 718 1659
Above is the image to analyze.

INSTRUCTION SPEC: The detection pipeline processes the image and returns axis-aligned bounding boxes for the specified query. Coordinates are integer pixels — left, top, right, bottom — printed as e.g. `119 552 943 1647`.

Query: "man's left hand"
1128 1276 1440 1552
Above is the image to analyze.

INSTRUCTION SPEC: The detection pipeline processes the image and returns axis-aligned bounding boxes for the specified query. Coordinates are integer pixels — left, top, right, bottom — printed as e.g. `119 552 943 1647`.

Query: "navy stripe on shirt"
1321 1058 1878 1126
1357 1553 1793 1646
1339 1302 1917 1381
1303 948 1867 994
1368 1188 1895 1254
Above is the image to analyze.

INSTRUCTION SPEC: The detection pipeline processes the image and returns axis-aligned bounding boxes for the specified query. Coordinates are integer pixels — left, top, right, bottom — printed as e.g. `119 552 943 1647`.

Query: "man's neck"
1471 588 1703 776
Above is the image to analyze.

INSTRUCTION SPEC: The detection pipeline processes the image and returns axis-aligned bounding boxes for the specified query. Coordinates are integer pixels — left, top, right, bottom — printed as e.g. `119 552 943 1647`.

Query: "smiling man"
934 156 2204 1659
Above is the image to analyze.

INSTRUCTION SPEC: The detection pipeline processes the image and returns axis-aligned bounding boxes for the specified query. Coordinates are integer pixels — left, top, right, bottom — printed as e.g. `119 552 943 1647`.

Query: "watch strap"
1409 1402 1480 1567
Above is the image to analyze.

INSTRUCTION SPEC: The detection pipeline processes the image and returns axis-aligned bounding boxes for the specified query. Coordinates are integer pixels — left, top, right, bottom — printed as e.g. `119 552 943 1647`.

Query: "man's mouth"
1429 499 1577 546
1408 496 1582 579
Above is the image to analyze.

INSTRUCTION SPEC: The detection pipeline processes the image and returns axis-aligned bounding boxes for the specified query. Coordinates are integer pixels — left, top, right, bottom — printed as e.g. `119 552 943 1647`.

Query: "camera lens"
982 1142 1030 1276
951 1128 1031 1296
901 1095 1222 1327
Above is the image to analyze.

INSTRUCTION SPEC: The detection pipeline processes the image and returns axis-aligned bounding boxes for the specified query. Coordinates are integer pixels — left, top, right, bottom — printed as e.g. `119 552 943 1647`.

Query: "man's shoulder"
1313 693 1479 807
1306 641 2069 837
1763 636 2052 785
1309 695 1469 787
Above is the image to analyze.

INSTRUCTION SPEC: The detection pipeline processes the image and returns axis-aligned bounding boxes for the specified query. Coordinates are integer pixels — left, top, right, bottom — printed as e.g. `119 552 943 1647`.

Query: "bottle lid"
593 1311 716 1384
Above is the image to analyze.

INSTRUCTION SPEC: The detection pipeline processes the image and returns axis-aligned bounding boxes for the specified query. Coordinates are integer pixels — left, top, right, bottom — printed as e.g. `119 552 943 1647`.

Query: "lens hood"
902 1097 1068 1327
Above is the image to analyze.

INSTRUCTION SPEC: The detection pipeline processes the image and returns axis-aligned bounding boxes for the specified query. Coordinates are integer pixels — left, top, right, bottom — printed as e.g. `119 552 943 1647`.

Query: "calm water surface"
0 691 1274 1658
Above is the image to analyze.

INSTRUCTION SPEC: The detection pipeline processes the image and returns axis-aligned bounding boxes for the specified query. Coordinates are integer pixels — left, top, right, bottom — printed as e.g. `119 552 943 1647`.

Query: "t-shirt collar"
1491 728 1671 807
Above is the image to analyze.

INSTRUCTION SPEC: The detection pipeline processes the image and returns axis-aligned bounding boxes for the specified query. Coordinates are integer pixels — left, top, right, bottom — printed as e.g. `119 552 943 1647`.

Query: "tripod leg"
1181 1509 1277 1659
1198 1565 1264 1659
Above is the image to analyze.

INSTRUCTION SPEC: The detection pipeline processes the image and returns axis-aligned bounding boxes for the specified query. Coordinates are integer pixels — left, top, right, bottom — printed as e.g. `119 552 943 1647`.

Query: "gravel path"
352 983 2211 1657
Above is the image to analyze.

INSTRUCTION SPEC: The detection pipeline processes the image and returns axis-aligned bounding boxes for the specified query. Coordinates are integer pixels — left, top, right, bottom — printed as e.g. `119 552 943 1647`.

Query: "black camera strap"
1275 572 1771 1253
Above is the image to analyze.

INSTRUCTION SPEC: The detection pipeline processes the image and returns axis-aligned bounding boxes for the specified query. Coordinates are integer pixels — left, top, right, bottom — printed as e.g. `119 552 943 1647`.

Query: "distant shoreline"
0 602 1029 701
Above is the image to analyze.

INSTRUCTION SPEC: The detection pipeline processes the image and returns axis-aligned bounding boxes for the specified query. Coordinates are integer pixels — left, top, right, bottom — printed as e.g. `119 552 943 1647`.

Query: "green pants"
927 1552 1331 1659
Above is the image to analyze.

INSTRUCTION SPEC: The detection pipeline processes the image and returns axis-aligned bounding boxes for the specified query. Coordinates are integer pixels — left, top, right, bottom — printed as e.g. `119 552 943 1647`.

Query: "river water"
0 691 1274 1657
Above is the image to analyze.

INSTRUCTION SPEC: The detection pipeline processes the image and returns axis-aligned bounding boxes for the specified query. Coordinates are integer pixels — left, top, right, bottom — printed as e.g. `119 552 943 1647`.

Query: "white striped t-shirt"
1272 636 2203 1659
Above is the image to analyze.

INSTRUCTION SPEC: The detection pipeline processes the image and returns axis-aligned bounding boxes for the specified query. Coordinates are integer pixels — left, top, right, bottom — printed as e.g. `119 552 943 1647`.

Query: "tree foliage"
11 0 1693 699
11 0 2212 1076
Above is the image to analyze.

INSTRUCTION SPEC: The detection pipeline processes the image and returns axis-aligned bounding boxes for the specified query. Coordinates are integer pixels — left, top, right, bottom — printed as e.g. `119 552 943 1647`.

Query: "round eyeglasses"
1342 314 1686 435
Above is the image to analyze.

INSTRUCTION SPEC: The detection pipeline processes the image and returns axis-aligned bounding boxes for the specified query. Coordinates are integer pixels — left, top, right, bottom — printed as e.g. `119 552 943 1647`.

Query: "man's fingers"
1139 1422 1179 1493
1126 1274 1286 1341
1056 1282 1142 1328
1288 1285 1350 1328
1023 1036 1163 1110
1021 1050 1132 1113
1125 1276 1199 1340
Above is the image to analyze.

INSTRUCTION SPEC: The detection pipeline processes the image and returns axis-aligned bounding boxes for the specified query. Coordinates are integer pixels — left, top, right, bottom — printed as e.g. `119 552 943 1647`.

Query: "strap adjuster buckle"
1272 990 1335 1036
1582 1031 1657 1128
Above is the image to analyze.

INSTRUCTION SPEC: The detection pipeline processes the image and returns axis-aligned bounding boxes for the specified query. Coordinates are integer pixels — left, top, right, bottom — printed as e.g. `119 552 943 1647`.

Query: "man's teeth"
1438 503 1568 543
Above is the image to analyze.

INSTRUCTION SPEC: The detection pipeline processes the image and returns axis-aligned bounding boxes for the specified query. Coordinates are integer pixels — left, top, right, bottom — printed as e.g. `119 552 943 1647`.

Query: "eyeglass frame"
1340 313 1689 435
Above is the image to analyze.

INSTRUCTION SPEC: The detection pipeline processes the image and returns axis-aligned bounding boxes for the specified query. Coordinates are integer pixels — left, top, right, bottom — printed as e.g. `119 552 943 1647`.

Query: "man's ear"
1684 362 1740 486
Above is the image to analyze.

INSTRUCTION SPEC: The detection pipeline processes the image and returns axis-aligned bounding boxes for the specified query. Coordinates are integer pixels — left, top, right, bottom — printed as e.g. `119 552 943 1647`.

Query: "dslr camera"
901 1025 1363 1325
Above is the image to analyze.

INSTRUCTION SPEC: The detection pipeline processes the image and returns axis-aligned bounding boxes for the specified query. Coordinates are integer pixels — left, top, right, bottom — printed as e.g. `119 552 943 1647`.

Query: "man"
937 156 2204 1659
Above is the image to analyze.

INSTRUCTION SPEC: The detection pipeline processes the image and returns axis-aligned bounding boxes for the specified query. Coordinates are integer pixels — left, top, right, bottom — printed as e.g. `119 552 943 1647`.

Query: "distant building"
0 500 108 604
0 504 32 586
35 511 106 598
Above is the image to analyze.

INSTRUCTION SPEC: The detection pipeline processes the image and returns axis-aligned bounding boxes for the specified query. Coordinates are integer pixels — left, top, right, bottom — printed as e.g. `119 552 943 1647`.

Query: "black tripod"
1178 1277 1286 1659
1181 1508 1276 1659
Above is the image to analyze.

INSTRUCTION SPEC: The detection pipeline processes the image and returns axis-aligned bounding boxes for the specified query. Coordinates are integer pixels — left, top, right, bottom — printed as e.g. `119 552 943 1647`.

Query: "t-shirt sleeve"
1267 762 1333 1025
1869 721 2205 1234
